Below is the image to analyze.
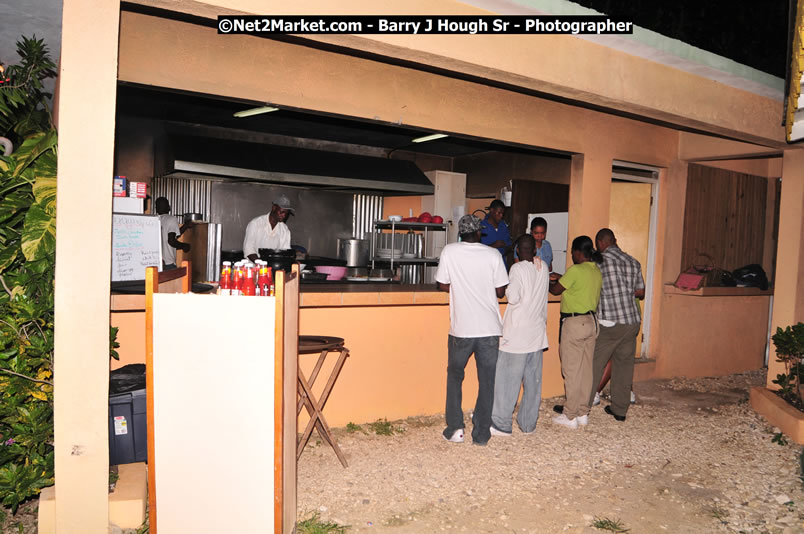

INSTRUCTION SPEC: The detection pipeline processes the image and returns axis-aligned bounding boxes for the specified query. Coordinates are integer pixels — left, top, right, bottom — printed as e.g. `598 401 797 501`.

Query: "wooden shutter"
681 164 767 272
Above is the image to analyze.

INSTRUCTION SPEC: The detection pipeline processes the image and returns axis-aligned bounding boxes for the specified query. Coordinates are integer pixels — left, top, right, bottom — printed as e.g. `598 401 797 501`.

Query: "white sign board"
111 214 162 281
153 293 276 533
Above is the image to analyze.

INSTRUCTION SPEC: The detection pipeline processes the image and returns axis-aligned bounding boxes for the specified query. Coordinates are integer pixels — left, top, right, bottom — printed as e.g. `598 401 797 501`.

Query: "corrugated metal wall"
352 194 383 239
153 176 214 219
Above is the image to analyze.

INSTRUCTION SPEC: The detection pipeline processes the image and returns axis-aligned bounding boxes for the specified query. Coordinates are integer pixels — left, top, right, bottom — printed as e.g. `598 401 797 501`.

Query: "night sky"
570 0 790 78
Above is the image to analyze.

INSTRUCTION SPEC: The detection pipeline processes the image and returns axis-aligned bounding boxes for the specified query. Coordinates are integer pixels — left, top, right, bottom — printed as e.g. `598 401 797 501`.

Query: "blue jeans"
443 335 499 444
491 350 544 433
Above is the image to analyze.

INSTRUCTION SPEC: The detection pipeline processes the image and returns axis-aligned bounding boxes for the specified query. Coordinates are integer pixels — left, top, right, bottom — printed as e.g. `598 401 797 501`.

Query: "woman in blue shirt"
530 217 553 271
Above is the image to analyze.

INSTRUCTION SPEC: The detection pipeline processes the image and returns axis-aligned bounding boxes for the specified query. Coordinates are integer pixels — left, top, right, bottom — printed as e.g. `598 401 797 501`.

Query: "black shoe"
605 405 626 422
553 404 564 414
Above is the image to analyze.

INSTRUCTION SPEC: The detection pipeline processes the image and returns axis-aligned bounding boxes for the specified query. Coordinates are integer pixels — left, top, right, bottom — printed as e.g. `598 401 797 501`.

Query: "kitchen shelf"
373 221 448 231
369 220 447 278
371 258 440 264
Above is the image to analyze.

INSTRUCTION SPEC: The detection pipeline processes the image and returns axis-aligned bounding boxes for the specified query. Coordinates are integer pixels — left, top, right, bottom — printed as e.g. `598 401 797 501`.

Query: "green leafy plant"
367 418 402 436
772 432 789 446
709 504 729 524
771 323 804 411
591 516 630 533
0 36 57 513
296 511 349 533
345 422 364 434
0 37 56 147
110 326 120 361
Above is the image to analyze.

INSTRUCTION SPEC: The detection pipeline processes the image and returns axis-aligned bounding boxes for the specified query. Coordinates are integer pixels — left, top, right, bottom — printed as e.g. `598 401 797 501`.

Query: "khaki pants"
589 323 641 417
559 315 598 419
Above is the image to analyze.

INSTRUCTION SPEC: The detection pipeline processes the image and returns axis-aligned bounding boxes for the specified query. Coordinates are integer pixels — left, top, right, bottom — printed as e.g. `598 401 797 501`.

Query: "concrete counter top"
299 282 562 307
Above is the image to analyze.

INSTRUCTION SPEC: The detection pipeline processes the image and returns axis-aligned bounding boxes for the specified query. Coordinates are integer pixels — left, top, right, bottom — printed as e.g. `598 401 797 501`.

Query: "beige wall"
55 0 120 531
298 301 564 428
659 295 770 377
132 0 785 146
768 150 804 386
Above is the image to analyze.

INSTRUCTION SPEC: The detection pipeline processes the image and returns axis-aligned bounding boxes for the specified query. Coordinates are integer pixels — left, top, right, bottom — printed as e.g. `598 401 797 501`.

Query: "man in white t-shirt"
155 197 190 270
435 214 509 446
243 195 295 262
490 234 550 436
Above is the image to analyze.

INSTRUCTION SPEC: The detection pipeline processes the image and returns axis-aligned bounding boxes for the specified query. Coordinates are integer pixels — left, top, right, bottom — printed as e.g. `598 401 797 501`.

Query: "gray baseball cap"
458 214 483 234
273 195 295 213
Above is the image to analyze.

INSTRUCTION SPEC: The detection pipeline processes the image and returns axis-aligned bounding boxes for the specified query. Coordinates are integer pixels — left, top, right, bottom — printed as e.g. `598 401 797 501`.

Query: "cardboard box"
113 176 128 197
113 197 144 214
128 181 146 198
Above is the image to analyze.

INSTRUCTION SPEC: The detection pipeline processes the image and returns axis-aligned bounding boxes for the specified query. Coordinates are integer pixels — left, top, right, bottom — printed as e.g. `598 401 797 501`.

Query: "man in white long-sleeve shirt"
243 195 294 262
490 234 550 436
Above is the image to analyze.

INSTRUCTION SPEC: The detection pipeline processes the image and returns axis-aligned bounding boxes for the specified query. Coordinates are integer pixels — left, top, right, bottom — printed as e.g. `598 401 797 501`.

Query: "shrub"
772 322 804 411
0 36 57 512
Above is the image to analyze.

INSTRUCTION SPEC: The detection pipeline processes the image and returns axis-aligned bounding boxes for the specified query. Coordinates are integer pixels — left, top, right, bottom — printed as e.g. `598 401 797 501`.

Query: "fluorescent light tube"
233 106 279 118
411 133 448 143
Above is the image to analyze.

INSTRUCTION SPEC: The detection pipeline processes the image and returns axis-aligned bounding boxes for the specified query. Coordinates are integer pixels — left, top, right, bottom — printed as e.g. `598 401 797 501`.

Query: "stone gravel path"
298 371 804 533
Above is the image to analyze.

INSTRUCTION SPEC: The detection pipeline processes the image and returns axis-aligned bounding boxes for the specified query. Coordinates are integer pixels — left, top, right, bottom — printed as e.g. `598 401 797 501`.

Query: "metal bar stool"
297 335 350 467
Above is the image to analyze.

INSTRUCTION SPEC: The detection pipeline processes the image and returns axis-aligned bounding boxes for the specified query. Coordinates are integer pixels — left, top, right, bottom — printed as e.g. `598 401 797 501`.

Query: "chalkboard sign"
112 214 162 281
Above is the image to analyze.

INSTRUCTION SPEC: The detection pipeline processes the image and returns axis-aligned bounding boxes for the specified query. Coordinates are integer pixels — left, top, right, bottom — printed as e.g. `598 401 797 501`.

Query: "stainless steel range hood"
155 136 434 196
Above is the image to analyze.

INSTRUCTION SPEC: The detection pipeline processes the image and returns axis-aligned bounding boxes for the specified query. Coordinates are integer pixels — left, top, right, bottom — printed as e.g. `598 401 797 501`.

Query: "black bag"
731 264 769 290
110 363 146 395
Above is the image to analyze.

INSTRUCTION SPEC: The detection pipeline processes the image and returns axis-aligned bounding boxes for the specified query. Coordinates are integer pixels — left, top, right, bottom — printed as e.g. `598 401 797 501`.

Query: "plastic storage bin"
109 388 147 465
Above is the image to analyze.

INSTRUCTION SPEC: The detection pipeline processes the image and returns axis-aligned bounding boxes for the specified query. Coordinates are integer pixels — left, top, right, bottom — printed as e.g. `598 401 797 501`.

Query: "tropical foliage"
772 322 804 411
0 36 57 513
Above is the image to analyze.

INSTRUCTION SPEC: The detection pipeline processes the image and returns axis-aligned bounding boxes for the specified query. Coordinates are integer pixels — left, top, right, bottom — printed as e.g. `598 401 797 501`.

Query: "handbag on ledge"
673 269 705 291
674 253 716 291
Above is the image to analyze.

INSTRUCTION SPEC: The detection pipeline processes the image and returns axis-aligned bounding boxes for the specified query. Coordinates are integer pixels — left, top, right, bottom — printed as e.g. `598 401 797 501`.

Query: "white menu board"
111 214 162 281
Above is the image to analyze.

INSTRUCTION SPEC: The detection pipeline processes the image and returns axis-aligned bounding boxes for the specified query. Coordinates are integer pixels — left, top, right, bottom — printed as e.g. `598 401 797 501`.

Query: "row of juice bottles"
217 260 275 296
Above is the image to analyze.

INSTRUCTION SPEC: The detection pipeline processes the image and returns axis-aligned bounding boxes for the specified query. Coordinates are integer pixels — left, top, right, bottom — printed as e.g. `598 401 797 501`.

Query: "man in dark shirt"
480 199 512 266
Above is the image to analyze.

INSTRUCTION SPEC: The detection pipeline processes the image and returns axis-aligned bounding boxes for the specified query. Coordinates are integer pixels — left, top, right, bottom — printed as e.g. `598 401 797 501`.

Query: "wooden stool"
297 335 350 467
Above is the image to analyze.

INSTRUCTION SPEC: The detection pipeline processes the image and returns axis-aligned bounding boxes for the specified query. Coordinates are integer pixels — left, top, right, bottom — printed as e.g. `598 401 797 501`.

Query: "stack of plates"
375 247 403 259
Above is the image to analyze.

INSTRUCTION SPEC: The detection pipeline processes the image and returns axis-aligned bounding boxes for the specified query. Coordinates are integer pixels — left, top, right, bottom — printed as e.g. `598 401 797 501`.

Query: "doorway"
610 162 660 358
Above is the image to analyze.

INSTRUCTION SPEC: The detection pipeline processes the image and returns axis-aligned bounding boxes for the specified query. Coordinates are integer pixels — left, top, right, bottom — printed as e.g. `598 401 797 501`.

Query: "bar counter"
298 281 561 307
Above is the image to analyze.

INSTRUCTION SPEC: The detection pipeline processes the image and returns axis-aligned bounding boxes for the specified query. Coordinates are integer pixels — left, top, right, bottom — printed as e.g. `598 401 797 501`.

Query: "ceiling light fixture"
233 105 280 118
411 133 448 143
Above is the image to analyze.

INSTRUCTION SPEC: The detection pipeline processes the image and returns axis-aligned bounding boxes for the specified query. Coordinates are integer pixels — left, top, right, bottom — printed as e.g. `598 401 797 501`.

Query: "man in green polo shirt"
549 235 602 429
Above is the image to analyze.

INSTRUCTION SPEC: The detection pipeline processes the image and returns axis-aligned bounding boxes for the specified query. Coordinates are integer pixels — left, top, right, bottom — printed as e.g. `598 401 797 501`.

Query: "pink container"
315 265 347 280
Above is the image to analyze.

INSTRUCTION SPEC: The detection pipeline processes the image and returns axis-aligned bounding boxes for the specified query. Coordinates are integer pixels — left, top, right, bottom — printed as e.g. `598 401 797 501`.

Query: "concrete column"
568 152 612 263
54 0 120 531
767 150 804 388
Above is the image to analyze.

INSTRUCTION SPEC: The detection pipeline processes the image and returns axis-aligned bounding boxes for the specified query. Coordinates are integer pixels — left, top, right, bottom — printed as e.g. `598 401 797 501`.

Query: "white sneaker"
551 413 579 429
592 392 601 406
490 426 512 437
444 429 464 443
576 414 589 426
630 391 636 404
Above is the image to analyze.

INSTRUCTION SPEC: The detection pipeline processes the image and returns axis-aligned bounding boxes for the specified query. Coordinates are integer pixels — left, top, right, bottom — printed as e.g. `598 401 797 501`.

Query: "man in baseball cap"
435 214 509 446
243 194 295 262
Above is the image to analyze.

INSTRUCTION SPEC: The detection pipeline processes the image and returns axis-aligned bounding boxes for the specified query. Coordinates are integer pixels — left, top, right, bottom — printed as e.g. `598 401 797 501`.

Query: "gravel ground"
2 370 800 533
298 370 804 533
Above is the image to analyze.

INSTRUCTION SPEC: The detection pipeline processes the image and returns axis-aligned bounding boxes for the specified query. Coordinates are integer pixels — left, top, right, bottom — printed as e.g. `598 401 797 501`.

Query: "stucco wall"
658 294 770 378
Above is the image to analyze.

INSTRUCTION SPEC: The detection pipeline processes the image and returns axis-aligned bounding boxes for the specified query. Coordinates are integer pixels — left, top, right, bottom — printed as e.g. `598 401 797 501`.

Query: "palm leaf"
21 202 55 261
11 131 56 177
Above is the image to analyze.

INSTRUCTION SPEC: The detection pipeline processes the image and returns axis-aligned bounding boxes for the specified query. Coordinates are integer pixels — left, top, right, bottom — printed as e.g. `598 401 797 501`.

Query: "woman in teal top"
548 235 602 429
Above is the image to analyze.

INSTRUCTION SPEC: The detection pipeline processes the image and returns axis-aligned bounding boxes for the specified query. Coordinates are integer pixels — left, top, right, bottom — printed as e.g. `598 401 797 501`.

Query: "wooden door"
510 180 569 237
609 181 652 357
